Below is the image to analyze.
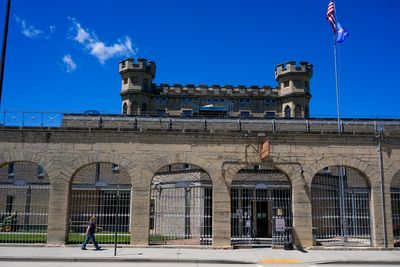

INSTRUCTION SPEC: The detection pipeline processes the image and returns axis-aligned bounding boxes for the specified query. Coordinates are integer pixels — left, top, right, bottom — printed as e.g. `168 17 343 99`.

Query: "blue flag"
336 22 349 43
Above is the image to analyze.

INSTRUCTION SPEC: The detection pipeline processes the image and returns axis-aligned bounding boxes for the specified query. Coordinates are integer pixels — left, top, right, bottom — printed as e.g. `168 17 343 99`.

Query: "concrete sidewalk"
0 246 399 265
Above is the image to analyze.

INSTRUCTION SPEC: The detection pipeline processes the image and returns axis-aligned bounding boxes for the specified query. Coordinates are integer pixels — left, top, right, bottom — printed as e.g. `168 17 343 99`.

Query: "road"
1 262 398 267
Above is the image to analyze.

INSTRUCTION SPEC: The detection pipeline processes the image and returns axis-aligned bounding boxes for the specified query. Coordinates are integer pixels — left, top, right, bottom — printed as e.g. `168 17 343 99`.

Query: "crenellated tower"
275 61 313 118
119 58 156 115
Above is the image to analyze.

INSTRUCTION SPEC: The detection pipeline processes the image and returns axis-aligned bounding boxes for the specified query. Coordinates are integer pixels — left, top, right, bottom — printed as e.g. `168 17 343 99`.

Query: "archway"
284 106 291 118
231 165 292 246
149 163 212 245
0 161 50 243
390 170 400 247
311 165 371 246
68 162 132 245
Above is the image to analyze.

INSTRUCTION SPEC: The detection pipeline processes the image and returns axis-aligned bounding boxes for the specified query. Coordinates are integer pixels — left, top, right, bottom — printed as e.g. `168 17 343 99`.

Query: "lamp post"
0 0 11 109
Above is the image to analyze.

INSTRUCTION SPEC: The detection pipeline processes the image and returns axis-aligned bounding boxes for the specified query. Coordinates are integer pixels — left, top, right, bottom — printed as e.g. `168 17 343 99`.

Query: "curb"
313 260 400 265
0 257 253 264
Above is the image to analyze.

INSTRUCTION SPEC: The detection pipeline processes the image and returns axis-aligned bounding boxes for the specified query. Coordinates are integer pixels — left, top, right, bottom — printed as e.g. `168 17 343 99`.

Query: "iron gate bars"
311 166 371 246
231 165 292 246
68 162 132 245
390 170 400 247
150 163 212 245
0 161 49 243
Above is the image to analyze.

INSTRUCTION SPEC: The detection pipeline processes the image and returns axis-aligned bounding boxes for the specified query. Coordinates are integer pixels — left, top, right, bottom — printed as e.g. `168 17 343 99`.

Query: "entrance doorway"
256 201 270 238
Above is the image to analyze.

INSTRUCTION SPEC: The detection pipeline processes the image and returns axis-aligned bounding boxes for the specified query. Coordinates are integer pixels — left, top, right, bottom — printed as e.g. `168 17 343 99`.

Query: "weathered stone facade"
119 58 312 118
0 125 399 248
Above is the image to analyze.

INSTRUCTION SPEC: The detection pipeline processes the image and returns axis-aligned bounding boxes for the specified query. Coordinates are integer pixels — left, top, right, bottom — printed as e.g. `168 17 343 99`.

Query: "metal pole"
0 0 11 110
114 185 120 256
333 38 341 132
377 133 388 247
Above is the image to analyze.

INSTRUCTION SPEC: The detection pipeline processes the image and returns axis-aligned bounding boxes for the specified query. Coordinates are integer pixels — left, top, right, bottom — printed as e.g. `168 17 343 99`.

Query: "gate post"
291 175 313 248
47 173 70 245
212 171 231 248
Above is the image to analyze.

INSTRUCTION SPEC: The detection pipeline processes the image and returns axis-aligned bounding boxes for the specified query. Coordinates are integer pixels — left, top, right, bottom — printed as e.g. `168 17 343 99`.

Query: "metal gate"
150 163 212 245
68 162 132 244
231 166 292 246
0 161 50 243
390 170 400 247
311 166 371 246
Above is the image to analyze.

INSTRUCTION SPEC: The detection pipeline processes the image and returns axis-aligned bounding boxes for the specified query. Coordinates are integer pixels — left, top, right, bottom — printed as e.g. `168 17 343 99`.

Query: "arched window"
141 103 148 113
284 106 291 118
294 105 302 118
122 102 128 115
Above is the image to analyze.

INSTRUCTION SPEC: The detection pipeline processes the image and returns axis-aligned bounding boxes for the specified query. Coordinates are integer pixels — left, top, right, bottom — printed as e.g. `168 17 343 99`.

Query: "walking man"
81 216 102 250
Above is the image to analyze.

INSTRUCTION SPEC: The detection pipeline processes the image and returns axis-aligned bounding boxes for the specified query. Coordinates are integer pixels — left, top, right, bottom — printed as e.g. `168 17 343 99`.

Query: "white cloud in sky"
14 15 44 38
62 54 77 73
49 25 56 33
68 17 137 64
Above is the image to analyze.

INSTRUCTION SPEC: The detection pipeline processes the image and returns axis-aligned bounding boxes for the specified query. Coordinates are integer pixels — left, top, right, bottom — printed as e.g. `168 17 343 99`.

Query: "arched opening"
311 166 371 246
150 163 212 245
284 106 291 118
231 165 292 246
0 161 49 243
131 102 138 115
122 102 128 115
294 105 302 118
141 102 148 113
68 162 132 245
390 170 400 247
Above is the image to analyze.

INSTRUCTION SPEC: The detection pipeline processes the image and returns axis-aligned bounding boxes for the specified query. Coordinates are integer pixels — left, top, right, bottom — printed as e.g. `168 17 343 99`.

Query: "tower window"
283 81 289 87
8 163 15 178
123 78 128 85
294 80 302 88
132 76 139 85
305 81 309 90
284 106 291 118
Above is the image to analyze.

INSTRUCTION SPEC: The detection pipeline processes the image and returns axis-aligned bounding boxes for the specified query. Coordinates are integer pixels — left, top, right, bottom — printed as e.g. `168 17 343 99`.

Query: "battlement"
275 61 313 80
119 58 156 78
156 84 276 97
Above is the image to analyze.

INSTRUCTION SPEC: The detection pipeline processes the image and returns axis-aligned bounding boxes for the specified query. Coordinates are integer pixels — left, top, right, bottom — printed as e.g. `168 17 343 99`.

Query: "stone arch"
386 160 400 188
309 157 374 246
138 153 220 190
0 149 58 179
304 155 377 187
70 152 136 185
149 160 213 245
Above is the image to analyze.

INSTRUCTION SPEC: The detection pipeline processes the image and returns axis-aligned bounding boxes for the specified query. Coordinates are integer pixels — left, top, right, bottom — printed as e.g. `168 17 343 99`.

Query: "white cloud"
62 54 77 73
49 25 56 33
68 17 137 64
14 15 44 38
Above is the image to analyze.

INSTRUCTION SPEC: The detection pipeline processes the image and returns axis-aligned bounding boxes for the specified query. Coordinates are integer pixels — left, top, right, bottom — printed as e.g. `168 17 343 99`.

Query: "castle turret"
275 61 313 118
119 58 156 115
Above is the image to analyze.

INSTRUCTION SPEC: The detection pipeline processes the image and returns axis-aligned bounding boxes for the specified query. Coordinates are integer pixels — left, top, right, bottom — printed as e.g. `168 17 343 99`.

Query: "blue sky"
0 0 399 117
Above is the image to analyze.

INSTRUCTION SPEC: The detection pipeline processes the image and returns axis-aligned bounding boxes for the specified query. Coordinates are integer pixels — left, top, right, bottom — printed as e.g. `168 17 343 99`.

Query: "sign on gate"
275 218 285 232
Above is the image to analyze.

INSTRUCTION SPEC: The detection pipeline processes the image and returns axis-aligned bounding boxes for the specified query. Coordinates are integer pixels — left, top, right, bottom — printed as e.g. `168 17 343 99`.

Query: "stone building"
0 59 400 249
119 58 312 118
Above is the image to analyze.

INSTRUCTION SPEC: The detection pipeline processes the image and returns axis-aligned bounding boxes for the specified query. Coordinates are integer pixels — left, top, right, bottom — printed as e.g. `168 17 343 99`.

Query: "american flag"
326 1 337 32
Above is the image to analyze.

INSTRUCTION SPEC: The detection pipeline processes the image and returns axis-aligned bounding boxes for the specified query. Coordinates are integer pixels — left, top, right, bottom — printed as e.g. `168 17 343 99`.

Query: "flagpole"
0 0 11 110
333 35 341 132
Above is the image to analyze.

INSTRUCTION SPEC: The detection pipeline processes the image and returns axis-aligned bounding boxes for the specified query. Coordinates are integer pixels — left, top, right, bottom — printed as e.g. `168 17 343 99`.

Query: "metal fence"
1 111 400 135
68 162 132 245
68 186 131 245
231 166 292 246
150 164 212 245
311 166 371 246
0 184 49 243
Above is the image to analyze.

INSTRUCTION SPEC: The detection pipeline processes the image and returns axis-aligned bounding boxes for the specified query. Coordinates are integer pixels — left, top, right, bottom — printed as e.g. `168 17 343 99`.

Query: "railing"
1 111 400 135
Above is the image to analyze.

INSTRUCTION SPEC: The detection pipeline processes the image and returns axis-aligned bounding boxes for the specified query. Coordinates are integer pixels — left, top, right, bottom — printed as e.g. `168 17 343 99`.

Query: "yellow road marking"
259 258 300 263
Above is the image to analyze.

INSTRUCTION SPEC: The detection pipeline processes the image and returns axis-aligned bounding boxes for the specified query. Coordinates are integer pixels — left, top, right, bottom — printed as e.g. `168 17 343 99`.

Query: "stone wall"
0 127 399 248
